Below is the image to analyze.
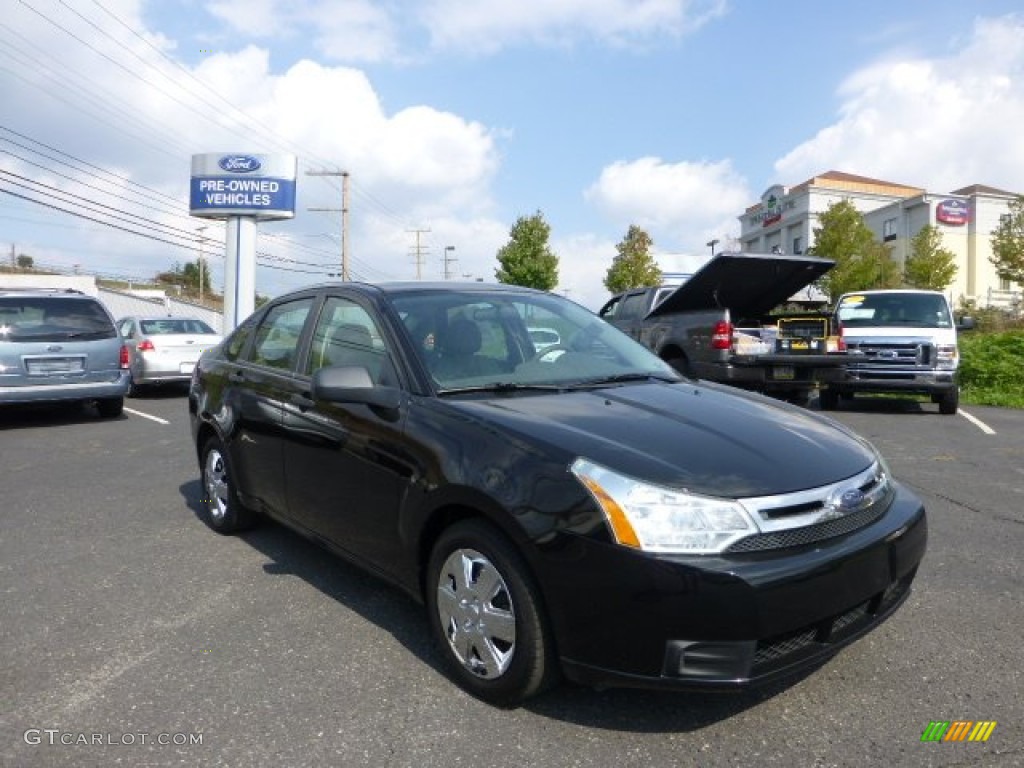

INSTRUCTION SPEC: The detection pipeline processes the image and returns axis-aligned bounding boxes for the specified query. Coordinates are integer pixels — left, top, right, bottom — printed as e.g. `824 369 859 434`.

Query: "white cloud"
208 0 401 63
775 14 1024 193
584 157 750 249
421 0 727 54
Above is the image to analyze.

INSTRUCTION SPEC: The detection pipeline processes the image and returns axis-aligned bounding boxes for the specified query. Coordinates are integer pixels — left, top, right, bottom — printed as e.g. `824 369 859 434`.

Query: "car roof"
0 288 93 299
269 281 545 303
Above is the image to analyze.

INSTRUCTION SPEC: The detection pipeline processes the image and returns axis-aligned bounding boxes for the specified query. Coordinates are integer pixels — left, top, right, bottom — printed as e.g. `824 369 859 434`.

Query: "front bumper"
538 482 927 691
834 366 956 396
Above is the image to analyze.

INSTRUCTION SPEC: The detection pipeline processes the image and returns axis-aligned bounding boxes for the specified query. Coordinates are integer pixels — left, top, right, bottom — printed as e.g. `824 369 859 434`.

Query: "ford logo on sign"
218 155 261 173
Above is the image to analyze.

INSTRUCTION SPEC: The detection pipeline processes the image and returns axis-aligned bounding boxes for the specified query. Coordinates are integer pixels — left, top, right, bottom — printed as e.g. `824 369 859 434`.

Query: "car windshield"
837 293 953 328
0 297 116 341
140 318 217 335
391 288 679 392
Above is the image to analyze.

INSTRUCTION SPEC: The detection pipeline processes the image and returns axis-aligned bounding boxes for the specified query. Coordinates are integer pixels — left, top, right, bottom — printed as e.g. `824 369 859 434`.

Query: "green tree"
604 225 661 294
494 211 559 290
990 195 1024 285
182 258 212 294
812 199 900 298
16 254 34 269
904 224 957 290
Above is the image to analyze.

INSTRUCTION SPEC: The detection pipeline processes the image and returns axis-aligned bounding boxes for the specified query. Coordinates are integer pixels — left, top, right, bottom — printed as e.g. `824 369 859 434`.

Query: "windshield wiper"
566 372 679 389
438 382 567 396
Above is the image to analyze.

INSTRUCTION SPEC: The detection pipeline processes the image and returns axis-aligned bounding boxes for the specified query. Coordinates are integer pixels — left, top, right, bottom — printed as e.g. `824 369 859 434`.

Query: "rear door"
223 296 316 517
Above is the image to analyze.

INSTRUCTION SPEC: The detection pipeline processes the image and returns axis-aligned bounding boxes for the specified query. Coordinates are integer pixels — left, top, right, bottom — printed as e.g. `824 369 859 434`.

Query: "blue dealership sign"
190 153 297 220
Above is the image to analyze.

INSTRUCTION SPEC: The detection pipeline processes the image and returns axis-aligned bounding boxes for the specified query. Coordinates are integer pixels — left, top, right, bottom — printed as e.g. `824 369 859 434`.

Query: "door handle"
291 392 315 409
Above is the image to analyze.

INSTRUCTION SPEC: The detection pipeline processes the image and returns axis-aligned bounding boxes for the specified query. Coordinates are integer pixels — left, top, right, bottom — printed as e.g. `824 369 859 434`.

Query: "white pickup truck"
819 289 974 415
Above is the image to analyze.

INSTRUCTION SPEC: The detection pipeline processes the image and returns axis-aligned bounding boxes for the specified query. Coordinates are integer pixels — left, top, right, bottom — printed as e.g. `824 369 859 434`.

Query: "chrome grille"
726 502 887 552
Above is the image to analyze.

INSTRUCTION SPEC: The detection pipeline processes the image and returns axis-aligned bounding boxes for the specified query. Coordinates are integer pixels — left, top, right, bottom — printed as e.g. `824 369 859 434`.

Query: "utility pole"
407 228 431 279
443 245 457 280
307 169 350 280
196 225 207 304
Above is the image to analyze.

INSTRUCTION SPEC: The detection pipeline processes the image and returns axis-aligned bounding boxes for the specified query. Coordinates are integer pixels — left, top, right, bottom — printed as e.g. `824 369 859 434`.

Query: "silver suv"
0 288 130 417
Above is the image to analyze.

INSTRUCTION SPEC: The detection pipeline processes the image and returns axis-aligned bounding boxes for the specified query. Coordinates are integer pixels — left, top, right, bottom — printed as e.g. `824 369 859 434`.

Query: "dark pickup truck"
598 252 848 401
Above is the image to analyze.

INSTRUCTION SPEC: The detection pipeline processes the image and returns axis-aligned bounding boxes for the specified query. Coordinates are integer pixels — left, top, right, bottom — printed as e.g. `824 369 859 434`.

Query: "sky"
2 0 1023 311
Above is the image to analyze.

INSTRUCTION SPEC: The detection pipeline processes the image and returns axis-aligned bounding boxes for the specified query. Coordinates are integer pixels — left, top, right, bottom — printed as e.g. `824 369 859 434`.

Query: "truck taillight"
712 321 733 350
119 344 131 369
138 339 155 352
836 321 846 351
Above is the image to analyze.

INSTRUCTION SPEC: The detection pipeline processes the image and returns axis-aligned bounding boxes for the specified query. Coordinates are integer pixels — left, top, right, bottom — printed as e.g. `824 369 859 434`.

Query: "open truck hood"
647 252 835 319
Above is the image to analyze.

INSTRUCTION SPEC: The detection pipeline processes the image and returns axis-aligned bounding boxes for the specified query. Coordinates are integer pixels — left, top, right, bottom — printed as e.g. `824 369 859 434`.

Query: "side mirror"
957 316 976 331
311 365 402 414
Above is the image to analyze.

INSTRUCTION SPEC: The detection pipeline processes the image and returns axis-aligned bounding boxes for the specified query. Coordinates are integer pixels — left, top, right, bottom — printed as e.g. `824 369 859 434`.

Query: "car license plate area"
773 365 795 380
26 357 85 375
179 362 196 374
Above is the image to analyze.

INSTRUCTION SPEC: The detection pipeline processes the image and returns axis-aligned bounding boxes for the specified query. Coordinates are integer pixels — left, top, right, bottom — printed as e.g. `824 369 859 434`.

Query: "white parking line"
124 407 170 425
959 408 996 435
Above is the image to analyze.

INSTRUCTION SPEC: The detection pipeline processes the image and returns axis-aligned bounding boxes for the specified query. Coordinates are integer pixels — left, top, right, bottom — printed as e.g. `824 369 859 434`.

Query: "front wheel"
938 386 959 415
200 437 256 533
426 520 557 707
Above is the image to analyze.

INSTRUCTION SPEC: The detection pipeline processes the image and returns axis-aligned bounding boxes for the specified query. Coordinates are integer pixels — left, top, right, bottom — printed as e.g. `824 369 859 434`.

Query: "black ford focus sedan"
188 282 926 706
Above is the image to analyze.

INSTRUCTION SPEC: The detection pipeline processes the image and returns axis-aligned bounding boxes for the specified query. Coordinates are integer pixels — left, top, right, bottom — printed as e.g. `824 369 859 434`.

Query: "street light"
706 238 720 257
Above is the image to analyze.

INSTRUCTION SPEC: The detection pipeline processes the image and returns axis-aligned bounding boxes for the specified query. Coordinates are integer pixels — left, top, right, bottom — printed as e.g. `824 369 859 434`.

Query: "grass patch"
959 330 1024 409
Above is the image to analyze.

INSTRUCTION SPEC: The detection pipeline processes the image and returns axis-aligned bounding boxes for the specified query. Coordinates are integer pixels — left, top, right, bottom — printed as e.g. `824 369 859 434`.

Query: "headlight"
570 458 759 554
936 344 958 369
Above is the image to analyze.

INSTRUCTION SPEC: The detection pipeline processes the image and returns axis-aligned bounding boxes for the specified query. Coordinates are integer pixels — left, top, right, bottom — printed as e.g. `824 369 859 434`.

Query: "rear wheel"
200 436 256 533
96 397 124 418
664 356 693 379
938 387 959 415
426 520 557 707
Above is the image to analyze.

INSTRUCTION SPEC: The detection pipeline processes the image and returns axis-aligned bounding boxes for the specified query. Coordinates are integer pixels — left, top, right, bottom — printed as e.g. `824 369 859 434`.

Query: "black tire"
938 387 959 415
126 375 141 398
818 388 840 411
665 356 693 379
426 520 557 707
200 436 256 533
96 397 124 418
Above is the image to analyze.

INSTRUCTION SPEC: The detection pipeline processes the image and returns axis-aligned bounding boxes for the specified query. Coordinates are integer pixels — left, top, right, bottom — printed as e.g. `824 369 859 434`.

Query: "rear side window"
248 298 314 371
0 297 116 341
223 316 256 361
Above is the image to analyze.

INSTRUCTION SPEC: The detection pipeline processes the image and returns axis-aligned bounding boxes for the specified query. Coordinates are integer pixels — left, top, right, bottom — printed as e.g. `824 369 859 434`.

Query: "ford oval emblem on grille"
839 489 865 511
218 155 261 173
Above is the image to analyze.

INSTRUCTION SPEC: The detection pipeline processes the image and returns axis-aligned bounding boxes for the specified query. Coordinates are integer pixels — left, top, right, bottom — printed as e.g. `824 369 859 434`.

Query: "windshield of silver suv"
0 296 119 341
836 292 952 329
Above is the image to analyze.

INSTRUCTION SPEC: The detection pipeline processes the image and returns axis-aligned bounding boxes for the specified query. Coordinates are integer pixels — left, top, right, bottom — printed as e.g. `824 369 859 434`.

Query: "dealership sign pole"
189 153 297 332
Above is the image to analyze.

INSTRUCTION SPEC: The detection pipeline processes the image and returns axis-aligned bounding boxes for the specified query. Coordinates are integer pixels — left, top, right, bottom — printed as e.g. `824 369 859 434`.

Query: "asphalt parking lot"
2 392 1022 768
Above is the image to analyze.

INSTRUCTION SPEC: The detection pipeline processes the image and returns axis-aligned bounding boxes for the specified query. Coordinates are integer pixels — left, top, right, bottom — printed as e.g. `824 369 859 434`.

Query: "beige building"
738 170 1021 309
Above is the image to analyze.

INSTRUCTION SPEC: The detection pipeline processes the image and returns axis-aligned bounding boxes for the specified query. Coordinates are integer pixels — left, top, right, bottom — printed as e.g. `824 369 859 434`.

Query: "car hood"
445 381 876 498
648 252 835 319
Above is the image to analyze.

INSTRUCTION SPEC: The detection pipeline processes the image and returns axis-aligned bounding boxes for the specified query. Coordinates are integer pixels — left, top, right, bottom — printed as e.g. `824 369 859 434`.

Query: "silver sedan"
117 316 221 395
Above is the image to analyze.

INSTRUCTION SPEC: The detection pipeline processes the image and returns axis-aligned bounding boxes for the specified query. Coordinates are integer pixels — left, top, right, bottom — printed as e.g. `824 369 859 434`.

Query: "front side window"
306 297 396 385
248 298 314 370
